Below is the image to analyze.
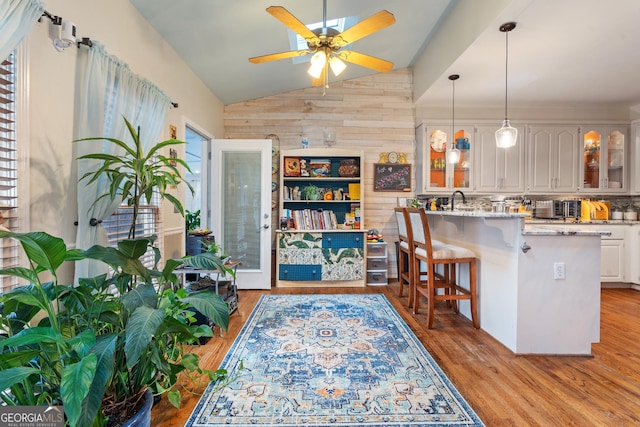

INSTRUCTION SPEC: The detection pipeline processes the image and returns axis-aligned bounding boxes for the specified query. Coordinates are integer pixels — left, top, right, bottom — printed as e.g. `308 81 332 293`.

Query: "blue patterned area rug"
185 294 485 427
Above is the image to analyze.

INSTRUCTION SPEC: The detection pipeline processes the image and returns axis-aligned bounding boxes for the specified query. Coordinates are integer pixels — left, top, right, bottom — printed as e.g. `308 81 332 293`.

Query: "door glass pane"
222 152 262 270
607 130 624 188
429 129 447 187
583 130 601 189
185 127 208 227
453 129 470 189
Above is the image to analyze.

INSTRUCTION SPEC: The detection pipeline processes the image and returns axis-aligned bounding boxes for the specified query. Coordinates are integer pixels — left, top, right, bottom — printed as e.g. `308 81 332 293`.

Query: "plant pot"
121 389 153 427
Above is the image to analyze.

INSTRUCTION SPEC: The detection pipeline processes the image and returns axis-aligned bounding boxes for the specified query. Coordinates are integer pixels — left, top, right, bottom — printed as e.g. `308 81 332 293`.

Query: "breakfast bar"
424 210 609 355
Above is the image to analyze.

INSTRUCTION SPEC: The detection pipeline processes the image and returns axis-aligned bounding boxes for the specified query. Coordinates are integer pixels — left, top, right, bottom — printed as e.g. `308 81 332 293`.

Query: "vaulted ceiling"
129 0 640 111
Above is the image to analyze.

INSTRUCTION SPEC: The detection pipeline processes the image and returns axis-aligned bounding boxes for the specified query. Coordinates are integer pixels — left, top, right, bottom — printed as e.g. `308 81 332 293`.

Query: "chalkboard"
373 163 412 192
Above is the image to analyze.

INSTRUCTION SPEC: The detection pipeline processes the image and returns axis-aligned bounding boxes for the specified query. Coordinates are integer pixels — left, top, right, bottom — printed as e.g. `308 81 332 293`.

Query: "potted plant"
0 231 231 427
303 184 320 200
77 116 193 239
0 116 232 426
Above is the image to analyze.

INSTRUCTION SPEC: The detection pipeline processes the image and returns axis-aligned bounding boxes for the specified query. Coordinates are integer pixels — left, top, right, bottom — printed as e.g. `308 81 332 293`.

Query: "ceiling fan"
249 0 395 88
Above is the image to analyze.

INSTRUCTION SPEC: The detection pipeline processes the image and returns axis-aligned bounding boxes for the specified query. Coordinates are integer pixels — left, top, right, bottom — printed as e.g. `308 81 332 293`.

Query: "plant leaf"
0 326 66 348
0 231 69 277
121 283 158 314
180 292 229 332
61 354 97 427
77 334 117 427
167 389 181 408
0 366 39 393
125 305 165 369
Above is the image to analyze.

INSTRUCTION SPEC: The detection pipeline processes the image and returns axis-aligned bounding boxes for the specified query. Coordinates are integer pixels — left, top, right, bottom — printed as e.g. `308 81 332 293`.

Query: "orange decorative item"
324 191 333 200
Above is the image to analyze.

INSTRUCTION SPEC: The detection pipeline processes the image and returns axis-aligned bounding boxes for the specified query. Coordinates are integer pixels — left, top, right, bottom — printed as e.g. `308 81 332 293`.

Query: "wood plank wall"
223 68 417 279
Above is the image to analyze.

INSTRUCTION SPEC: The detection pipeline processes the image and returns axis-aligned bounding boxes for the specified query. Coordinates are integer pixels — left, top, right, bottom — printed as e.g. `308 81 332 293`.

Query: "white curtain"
0 0 44 61
74 41 171 280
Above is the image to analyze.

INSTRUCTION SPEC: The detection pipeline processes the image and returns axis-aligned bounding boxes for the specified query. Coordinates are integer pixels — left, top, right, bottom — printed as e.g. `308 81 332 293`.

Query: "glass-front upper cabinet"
582 126 626 193
416 123 473 193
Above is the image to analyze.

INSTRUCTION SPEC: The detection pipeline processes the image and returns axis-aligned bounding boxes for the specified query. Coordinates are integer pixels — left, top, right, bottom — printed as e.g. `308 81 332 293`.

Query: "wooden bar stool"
406 207 479 329
394 207 413 301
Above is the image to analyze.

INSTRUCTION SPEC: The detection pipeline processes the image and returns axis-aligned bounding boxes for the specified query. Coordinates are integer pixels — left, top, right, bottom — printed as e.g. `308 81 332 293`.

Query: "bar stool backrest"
394 207 411 245
406 208 435 256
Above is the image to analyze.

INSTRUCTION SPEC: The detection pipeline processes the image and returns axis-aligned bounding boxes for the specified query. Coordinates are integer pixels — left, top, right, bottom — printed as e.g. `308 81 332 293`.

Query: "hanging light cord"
452 77 456 138
503 29 509 121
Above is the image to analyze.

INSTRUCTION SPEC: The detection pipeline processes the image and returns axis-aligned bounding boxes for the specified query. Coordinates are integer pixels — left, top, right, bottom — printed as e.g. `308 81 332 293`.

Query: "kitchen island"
424 210 609 355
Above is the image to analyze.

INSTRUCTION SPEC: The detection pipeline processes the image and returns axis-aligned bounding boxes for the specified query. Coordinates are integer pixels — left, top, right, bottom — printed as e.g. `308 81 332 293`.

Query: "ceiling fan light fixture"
329 56 346 76
496 21 517 149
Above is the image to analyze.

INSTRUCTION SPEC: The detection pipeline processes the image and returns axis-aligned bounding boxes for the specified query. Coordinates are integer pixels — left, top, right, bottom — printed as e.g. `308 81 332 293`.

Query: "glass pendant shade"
329 56 346 76
495 119 518 148
307 51 326 78
447 144 461 163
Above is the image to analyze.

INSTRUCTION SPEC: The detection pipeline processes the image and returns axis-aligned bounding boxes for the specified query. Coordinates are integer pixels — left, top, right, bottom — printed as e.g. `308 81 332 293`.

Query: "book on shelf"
283 209 339 230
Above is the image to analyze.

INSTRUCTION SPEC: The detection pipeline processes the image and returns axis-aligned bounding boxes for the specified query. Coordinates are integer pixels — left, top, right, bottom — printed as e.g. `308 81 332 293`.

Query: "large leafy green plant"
77 116 193 239
0 231 230 427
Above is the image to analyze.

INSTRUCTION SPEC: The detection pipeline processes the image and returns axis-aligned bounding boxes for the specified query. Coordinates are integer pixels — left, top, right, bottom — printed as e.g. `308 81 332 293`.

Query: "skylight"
287 16 358 64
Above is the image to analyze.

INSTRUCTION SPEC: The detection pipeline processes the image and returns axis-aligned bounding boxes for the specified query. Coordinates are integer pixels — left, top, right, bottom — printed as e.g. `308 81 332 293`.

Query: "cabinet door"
632 122 640 195
601 240 625 282
419 124 473 192
581 126 627 193
527 126 579 193
475 125 524 193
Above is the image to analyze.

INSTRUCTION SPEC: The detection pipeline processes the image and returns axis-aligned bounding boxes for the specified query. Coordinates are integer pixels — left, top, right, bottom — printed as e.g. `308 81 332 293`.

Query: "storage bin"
367 242 387 256
367 258 387 270
366 271 387 285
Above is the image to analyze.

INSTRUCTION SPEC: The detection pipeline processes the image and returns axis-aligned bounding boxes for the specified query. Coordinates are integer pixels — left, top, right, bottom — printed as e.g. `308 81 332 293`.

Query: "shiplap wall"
223 68 416 279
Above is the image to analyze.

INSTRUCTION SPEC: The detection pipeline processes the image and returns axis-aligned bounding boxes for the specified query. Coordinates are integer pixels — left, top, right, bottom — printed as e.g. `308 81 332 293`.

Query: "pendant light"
446 74 461 164
495 22 517 148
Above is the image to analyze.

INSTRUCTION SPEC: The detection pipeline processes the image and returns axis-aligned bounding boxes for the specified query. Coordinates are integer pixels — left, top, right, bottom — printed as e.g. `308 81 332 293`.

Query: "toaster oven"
535 200 581 219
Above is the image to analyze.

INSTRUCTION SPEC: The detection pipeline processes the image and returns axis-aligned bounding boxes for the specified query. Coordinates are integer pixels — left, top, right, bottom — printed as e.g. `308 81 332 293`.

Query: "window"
103 198 162 269
0 51 18 293
287 16 357 65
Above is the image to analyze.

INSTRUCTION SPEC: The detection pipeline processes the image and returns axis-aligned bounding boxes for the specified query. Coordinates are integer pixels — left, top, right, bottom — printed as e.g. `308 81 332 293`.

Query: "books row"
281 208 339 230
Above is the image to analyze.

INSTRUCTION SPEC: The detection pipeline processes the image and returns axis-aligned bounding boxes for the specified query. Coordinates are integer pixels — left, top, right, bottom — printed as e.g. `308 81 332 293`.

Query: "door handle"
262 224 269 229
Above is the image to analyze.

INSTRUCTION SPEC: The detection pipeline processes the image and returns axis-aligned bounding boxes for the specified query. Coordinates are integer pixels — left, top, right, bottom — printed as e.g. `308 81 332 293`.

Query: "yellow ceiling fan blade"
332 10 395 47
267 6 318 42
249 50 310 64
339 51 394 73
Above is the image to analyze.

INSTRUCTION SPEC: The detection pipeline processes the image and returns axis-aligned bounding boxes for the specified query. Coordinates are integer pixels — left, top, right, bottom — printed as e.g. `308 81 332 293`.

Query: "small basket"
338 159 359 177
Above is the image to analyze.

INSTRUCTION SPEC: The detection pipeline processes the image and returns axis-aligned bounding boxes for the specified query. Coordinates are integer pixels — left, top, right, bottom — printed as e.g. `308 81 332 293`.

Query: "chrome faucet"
451 190 466 211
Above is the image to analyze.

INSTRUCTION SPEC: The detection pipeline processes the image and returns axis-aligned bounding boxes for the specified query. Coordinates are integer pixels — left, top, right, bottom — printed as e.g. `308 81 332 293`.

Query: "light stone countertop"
422 209 611 236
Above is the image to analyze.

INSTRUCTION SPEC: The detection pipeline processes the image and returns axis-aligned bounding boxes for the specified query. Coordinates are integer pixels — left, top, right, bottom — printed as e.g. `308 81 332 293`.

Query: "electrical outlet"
553 262 565 280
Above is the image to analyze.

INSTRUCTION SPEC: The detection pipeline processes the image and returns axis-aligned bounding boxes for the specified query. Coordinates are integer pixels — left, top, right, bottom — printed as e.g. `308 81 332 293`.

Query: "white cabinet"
474 125 525 193
527 126 581 193
581 125 628 193
572 224 628 283
416 123 474 193
631 120 640 195
629 225 640 286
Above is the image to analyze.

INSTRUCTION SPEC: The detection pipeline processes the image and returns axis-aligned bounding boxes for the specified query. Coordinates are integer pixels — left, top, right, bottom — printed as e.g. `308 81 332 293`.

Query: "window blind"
0 53 19 293
103 200 162 269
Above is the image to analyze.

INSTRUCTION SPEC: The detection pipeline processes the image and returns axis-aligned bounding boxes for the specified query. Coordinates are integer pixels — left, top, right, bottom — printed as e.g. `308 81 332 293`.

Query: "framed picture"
283 157 301 177
373 163 412 192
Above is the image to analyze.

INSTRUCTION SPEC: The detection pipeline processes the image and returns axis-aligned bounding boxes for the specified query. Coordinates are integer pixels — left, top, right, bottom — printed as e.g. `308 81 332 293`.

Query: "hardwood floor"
151 285 640 426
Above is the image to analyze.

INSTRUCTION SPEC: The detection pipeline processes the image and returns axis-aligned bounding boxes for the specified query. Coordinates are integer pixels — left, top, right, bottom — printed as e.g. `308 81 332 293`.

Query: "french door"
211 139 272 289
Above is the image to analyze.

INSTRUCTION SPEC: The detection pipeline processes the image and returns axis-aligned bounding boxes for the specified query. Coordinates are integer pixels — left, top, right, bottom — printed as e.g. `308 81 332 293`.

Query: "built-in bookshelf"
276 148 366 287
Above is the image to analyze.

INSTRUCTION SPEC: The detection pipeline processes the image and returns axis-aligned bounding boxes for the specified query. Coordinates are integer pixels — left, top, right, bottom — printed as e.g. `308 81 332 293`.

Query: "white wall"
24 0 223 268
